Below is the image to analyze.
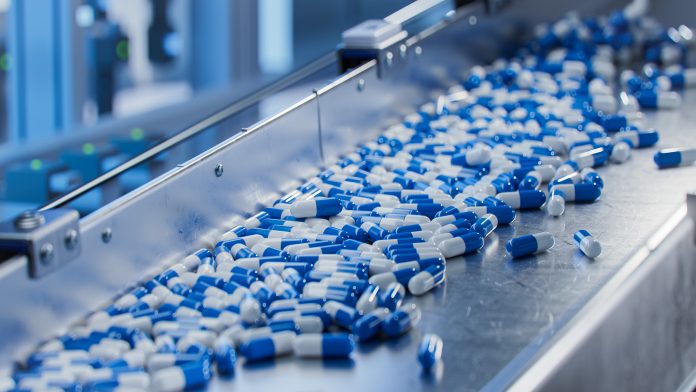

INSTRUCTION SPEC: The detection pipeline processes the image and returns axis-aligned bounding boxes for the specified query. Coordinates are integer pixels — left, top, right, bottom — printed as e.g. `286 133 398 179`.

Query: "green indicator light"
116 40 129 60
30 159 42 171
130 127 144 141
0 53 11 72
82 143 95 155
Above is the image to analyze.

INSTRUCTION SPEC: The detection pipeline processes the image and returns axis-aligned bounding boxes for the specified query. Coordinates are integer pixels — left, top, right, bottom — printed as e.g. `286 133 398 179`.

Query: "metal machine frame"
2 0 696 390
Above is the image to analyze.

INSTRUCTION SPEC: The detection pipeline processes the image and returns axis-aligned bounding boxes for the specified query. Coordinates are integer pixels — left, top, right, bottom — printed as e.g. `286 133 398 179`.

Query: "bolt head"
40 243 54 265
357 79 365 92
102 228 112 243
64 229 79 250
215 164 224 177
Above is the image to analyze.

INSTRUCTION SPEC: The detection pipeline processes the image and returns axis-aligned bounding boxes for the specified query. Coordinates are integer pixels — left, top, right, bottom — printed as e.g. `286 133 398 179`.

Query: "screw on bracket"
14 210 45 231
357 79 365 92
40 243 54 265
102 228 112 243
64 229 79 250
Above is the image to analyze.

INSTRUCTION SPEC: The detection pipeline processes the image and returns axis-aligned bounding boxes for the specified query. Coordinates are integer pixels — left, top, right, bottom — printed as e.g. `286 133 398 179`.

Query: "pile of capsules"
5 3 695 392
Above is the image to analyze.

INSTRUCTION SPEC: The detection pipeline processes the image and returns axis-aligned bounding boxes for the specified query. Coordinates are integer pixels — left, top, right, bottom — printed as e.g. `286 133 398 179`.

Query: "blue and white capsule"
549 183 601 202
495 190 546 210
378 283 405 311
292 333 355 358
150 361 211 391
382 303 421 337
239 331 296 361
352 308 391 341
506 232 555 258
289 197 342 218
418 334 443 372
654 148 696 169
436 232 484 258
573 230 602 258
408 264 445 296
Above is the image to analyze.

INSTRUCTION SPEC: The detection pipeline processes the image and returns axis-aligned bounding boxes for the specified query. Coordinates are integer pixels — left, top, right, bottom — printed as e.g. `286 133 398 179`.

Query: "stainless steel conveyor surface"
205 94 696 392
2 1 696 391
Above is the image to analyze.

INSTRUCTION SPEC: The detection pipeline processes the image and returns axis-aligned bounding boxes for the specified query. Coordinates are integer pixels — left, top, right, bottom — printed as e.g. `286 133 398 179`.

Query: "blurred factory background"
0 0 412 217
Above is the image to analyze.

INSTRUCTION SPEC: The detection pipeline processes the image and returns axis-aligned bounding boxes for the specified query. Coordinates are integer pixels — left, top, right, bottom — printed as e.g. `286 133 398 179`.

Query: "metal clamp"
0 208 81 278
337 19 409 76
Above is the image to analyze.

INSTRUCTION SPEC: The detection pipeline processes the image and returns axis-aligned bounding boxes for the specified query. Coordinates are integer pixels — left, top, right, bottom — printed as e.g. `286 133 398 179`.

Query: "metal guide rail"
2 0 696 391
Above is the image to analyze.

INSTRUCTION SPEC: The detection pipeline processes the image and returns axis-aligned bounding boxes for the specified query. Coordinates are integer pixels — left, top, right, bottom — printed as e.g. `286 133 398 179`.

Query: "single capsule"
546 189 565 217
471 213 498 238
610 140 631 163
506 232 555 258
239 331 295 362
368 269 419 290
615 129 659 148
356 284 381 314
549 183 601 202
418 334 443 372
378 282 405 311
654 148 696 169
151 361 211 392
214 336 236 375
290 197 342 218
352 308 391 341
323 300 359 329
573 230 602 258
408 264 445 296
495 190 546 210
382 303 421 337
465 206 516 224
436 232 484 258
293 333 355 358
635 90 681 110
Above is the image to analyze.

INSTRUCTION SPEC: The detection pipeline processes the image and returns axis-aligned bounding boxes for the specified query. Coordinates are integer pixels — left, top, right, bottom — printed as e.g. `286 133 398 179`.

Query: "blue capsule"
471 213 498 238
573 230 602 258
352 308 391 341
418 334 443 372
654 148 696 168
293 333 355 358
506 232 555 258
239 331 296 362
151 361 211 391
495 190 546 209
289 197 343 218
378 283 405 311
549 183 601 202
382 303 421 337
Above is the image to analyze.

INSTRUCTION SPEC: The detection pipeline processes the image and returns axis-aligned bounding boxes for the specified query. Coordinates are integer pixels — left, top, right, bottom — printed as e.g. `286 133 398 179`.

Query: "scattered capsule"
378 283 405 311
654 148 696 168
573 230 602 258
506 232 555 258
290 198 342 218
239 331 296 362
546 189 566 217
408 264 445 295
382 304 421 337
151 361 211 392
293 333 355 358
418 334 443 372
436 232 484 258
352 308 391 341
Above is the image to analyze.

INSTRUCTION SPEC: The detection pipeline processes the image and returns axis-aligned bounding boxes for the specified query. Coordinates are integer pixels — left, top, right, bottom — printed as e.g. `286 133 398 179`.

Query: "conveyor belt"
203 95 696 392
3 1 696 391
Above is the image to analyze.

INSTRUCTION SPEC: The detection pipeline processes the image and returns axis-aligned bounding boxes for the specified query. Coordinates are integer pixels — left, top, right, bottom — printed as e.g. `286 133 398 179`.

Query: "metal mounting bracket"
0 208 81 278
